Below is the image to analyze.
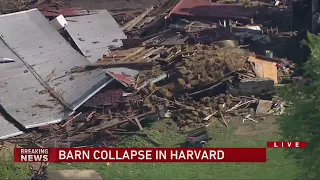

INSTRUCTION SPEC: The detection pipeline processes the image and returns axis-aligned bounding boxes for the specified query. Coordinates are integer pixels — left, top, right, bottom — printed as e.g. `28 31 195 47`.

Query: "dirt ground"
68 0 165 12
233 115 279 136
48 170 102 180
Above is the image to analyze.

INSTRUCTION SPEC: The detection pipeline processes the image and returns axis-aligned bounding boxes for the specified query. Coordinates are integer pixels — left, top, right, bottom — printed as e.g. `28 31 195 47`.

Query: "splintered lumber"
140 46 165 60
124 116 138 125
123 47 145 61
62 112 82 127
226 99 257 112
122 6 154 31
237 72 255 79
134 117 143 131
85 62 153 70
250 61 261 78
131 47 156 60
85 118 121 132
86 111 155 132
220 113 228 127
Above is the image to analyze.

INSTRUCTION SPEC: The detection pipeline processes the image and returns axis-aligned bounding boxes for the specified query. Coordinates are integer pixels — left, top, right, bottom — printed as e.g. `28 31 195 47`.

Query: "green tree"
278 32 320 179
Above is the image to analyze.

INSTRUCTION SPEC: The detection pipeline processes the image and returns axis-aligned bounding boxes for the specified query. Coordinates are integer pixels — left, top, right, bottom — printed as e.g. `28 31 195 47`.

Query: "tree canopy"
278 32 320 179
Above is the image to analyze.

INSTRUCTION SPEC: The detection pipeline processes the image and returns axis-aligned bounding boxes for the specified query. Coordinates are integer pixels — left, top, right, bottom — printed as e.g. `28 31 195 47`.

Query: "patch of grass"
0 154 29 180
49 117 299 179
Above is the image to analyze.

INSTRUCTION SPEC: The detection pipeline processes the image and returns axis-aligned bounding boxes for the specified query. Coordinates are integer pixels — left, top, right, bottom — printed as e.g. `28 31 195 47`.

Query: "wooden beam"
135 117 144 131
250 61 261 78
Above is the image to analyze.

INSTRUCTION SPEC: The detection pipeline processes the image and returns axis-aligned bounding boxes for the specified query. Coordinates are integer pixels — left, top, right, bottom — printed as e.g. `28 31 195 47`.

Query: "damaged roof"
169 0 258 21
0 9 112 130
65 10 127 63
0 36 68 129
106 68 139 87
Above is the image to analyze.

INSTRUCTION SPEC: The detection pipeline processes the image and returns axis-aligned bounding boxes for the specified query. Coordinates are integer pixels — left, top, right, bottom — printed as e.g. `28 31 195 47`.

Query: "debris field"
0 0 296 164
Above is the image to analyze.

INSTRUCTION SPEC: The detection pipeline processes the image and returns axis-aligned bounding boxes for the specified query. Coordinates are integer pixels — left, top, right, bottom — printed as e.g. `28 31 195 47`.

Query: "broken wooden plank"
130 47 157 61
122 6 154 31
85 62 153 70
138 16 156 28
141 46 165 60
123 47 146 61
86 111 156 132
237 72 255 79
226 99 257 112
250 61 261 78
61 112 82 127
146 87 159 99
220 113 228 127
124 116 138 125
134 117 143 131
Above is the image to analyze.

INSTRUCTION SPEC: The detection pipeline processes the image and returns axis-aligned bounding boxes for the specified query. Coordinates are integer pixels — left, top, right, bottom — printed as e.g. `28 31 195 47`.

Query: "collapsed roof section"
65 10 127 63
0 9 112 132
0 34 68 132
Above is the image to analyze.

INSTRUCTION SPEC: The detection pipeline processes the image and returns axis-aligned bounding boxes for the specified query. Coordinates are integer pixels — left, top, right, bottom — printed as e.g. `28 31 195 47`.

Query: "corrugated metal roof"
65 10 126 63
0 9 112 130
169 0 258 21
0 115 23 140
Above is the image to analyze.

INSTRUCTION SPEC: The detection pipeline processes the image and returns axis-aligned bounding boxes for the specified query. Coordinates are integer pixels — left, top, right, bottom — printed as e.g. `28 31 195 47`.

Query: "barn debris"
0 0 296 149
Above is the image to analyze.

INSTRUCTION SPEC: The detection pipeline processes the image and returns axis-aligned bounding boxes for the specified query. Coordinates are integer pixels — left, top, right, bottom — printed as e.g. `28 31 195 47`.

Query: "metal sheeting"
65 10 126 63
0 9 112 109
0 9 112 129
107 68 139 79
169 0 258 21
106 68 139 87
0 38 68 129
0 115 23 139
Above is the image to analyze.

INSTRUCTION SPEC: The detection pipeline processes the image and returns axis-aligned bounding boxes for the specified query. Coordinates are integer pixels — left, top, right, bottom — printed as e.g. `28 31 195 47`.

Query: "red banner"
266 142 307 148
14 148 266 163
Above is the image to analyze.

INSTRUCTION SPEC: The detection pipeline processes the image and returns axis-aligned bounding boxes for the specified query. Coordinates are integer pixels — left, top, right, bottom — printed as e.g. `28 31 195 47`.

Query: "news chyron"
13 142 306 163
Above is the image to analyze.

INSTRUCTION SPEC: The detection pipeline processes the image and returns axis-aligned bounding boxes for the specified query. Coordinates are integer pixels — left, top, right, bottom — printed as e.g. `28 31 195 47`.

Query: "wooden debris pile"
0 0 33 14
0 0 69 15
5 42 293 148
7 106 159 148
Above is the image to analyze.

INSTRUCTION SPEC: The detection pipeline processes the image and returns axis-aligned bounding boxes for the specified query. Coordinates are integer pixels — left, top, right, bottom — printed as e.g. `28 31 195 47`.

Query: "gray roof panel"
0 9 112 112
0 9 112 131
0 115 23 140
0 34 68 129
65 10 126 63
106 68 139 78
0 60 68 128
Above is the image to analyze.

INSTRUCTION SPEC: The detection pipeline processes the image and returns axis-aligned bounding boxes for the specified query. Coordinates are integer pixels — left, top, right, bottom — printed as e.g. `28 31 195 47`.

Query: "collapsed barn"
0 0 296 150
